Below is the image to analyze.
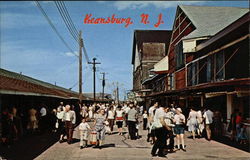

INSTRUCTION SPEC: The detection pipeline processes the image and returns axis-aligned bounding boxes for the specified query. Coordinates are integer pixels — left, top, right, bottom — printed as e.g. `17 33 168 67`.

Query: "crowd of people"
1 104 59 147
228 109 248 144
1 100 248 155
146 102 229 157
54 101 142 149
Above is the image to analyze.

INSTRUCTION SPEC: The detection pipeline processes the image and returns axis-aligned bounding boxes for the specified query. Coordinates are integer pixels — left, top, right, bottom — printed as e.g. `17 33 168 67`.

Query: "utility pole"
88 58 100 102
116 82 119 104
79 31 83 102
100 72 106 100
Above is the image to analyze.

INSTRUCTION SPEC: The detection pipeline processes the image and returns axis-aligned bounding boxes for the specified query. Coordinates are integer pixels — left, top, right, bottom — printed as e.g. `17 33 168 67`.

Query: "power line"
60 1 79 38
55 1 90 63
82 43 90 63
69 81 78 90
54 1 78 42
34 1 78 57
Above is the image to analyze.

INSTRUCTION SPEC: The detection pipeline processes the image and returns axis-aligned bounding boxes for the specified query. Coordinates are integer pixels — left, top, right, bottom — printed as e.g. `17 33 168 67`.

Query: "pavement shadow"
101 143 116 148
71 138 80 144
0 131 60 160
212 136 250 152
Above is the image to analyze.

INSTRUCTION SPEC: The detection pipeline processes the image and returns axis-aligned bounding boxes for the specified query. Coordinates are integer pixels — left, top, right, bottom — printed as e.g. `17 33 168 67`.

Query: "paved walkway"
35 122 250 160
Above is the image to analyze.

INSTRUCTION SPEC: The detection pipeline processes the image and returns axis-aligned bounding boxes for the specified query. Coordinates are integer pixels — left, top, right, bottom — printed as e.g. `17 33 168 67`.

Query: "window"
215 51 225 81
168 74 174 90
187 64 192 86
206 56 214 82
198 59 207 84
175 42 184 70
187 62 198 86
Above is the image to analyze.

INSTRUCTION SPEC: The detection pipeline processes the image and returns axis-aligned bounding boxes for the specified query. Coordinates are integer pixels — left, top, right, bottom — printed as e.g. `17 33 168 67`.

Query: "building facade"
131 30 172 105
132 5 250 138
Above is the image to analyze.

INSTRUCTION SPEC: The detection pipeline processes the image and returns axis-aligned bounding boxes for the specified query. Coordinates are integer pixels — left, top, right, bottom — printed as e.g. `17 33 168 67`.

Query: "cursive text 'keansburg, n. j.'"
83 13 164 28
84 14 133 28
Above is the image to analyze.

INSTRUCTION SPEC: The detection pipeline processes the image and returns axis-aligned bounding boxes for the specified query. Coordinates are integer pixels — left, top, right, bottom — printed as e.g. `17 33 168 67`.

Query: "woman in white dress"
107 105 115 134
187 108 198 140
197 109 204 137
81 105 88 118
88 105 93 119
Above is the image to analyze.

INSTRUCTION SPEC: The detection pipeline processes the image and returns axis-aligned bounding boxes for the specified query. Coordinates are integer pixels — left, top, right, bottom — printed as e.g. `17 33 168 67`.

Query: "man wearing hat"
62 105 76 144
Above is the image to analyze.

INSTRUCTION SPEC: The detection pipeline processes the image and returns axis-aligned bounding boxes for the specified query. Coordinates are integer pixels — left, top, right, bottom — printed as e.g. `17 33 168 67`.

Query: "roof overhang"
152 56 168 74
205 90 250 98
0 89 78 100
144 78 250 97
196 12 249 52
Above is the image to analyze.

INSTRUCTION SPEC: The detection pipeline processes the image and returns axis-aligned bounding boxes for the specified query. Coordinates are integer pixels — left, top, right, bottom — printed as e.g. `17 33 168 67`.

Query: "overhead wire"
35 1 94 91
54 1 79 42
56 1 90 63
59 1 79 38
34 1 78 57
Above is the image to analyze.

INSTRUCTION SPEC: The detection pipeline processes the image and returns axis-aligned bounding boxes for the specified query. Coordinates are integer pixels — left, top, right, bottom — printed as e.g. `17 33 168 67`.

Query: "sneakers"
182 148 186 152
151 153 157 157
158 154 166 157
151 153 166 157
93 145 99 148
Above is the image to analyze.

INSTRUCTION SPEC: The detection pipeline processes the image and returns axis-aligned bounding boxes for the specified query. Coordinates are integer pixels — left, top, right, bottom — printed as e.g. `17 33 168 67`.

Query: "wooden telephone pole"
79 31 83 102
88 58 100 102
116 82 119 103
100 72 107 100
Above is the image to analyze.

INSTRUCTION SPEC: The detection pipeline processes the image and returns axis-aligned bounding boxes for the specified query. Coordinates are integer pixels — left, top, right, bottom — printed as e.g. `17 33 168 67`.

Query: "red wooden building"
139 5 249 138
131 30 172 105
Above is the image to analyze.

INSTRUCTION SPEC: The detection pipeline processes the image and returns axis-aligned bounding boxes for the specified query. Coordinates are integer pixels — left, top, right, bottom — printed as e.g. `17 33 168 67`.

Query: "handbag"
151 119 163 130
90 130 97 145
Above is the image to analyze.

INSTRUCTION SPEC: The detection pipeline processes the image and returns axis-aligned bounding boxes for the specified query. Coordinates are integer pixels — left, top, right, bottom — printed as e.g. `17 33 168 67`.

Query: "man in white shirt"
39 105 47 133
57 102 66 143
40 107 47 117
149 102 158 124
123 103 130 127
148 102 159 144
63 105 76 144
151 106 170 157
203 107 214 141
127 103 138 140
164 107 175 152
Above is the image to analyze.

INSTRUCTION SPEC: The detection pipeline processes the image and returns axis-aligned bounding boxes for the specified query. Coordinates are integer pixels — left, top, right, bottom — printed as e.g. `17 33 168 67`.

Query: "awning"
205 90 250 98
153 56 169 74
0 89 79 100
205 91 227 98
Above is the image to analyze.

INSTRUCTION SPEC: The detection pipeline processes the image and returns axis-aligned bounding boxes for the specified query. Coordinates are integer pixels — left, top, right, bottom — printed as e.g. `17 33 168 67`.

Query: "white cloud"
0 40 79 90
64 51 78 57
97 1 107 3
113 1 205 10
41 1 54 4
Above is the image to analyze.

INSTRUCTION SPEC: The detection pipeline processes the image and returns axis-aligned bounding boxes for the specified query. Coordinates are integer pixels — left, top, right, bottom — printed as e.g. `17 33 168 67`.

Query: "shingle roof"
0 68 79 99
179 5 249 40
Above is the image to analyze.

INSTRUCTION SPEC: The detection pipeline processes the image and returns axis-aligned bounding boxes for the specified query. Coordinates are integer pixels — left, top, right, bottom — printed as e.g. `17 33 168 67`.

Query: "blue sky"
0 1 248 99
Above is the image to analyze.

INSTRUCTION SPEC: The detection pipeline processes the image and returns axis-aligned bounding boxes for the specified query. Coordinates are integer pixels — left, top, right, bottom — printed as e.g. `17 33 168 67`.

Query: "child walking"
142 110 148 130
79 117 91 149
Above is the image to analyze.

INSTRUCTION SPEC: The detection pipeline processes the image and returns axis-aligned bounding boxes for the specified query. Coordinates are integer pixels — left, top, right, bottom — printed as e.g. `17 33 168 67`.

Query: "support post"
88 58 101 102
79 31 83 102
